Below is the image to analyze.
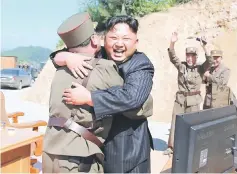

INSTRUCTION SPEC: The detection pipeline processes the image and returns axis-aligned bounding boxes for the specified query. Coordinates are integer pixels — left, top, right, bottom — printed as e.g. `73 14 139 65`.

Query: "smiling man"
50 15 154 173
164 32 212 155
103 22 137 64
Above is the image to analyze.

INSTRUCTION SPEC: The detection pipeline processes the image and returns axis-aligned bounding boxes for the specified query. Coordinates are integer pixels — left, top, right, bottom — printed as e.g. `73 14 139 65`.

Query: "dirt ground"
24 0 237 123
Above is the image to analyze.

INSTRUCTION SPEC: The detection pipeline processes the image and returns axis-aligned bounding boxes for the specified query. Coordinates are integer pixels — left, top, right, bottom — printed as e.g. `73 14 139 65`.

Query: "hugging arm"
49 50 93 78
91 53 154 120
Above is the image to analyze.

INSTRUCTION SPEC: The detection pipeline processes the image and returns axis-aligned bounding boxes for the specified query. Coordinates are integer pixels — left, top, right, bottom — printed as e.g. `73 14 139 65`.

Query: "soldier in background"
164 32 212 155
203 50 233 109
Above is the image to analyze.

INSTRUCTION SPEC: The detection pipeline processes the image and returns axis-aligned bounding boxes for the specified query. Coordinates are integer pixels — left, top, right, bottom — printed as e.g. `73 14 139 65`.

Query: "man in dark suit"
51 15 154 173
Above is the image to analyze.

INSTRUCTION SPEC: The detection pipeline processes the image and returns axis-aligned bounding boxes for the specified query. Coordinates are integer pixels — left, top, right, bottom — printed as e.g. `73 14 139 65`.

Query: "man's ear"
90 35 95 44
135 38 139 46
90 35 98 47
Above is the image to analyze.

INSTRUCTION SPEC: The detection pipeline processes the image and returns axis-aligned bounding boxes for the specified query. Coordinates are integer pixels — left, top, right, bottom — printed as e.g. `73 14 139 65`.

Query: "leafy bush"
126 0 176 17
85 0 177 23
175 0 192 3
55 0 192 48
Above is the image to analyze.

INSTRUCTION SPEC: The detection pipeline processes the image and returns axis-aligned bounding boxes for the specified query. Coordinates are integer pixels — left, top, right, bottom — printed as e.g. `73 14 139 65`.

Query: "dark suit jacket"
91 51 154 173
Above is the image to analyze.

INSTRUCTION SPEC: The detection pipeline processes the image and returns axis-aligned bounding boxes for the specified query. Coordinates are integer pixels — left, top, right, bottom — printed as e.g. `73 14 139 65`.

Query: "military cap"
186 47 198 54
57 12 94 48
211 50 223 57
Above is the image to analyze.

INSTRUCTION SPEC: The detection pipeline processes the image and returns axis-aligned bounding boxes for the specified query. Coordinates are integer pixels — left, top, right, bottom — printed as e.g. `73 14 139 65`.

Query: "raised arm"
91 53 154 119
199 37 214 73
168 32 182 70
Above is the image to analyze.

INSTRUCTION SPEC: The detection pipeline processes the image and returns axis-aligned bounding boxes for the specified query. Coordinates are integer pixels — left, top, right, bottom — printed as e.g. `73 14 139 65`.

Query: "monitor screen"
172 105 237 173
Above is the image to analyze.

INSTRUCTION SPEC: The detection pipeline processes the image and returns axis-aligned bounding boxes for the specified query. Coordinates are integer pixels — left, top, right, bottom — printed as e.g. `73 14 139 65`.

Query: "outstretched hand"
171 32 178 43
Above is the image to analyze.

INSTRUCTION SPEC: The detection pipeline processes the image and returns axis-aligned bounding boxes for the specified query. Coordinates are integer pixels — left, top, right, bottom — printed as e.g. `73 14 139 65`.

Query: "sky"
1 0 89 51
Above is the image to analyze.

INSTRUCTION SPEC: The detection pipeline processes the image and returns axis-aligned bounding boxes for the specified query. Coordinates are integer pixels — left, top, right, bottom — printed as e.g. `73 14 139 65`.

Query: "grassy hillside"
1 46 53 64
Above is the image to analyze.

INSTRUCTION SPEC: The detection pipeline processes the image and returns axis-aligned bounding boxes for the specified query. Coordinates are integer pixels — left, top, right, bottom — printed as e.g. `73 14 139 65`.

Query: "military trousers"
42 152 103 173
203 93 212 110
203 104 211 110
168 101 200 148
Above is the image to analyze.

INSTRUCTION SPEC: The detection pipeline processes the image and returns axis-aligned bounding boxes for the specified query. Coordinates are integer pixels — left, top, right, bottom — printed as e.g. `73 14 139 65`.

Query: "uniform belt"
178 91 201 96
47 117 103 148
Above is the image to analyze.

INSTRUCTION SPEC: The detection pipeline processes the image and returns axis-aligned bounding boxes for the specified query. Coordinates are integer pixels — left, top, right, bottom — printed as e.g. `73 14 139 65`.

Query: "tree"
86 0 130 24
84 0 177 24
56 39 64 49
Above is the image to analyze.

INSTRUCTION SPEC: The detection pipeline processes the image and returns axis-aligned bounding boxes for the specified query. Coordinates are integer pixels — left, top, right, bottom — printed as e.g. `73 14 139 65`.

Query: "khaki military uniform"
43 12 153 173
43 58 120 173
167 47 212 148
203 50 231 109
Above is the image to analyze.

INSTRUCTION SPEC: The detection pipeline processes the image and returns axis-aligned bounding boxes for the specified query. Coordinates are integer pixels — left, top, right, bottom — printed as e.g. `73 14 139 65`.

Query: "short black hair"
95 22 106 35
105 15 139 34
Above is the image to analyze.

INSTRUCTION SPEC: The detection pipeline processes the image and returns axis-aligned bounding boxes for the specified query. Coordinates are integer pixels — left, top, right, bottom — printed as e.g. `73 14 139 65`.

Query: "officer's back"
43 12 123 173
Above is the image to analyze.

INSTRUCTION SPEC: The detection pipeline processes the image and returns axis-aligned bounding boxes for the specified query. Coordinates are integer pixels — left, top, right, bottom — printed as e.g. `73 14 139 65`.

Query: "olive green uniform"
43 58 120 173
167 47 212 148
203 50 231 109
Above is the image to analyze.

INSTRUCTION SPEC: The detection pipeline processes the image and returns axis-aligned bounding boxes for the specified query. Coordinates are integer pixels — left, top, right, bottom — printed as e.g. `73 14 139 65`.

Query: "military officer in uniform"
49 15 154 173
203 50 232 109
163 32 212 155
43 12 152 173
